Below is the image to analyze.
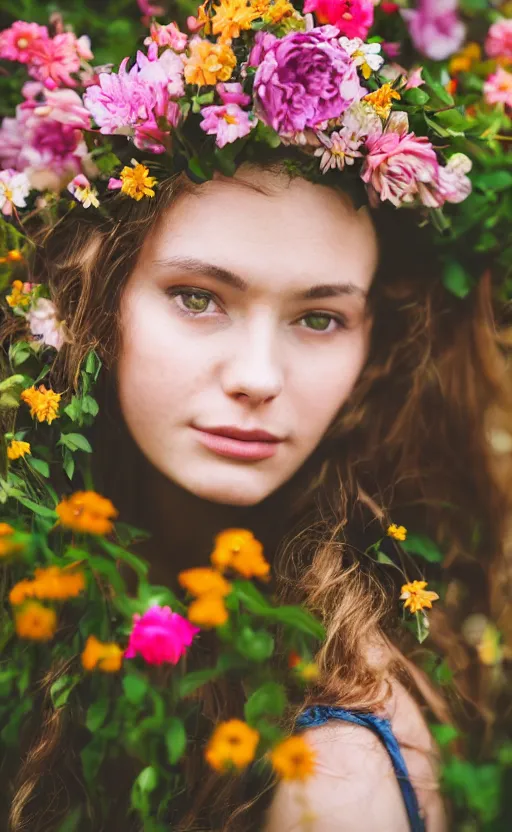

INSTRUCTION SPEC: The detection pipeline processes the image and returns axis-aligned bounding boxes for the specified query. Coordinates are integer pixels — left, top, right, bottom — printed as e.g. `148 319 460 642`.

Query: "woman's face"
118 166 378 506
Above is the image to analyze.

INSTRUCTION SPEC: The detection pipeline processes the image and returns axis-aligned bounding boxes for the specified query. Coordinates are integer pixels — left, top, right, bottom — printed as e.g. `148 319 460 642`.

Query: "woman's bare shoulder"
264 719 410 832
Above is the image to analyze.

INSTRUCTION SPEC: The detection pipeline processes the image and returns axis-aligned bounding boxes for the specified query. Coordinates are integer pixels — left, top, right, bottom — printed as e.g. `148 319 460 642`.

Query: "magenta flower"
0 20 49 64
84 43 183 152
250 26 364 138
217 82 251 107
200 103 255 148
484 67 512 110
26 32 83 89
486 19 512 60
125 604 199 666
27 297 67 350
303 0 374 40
137 0 165 18
402 0 465 61
144 21 188 51
362 123 441 208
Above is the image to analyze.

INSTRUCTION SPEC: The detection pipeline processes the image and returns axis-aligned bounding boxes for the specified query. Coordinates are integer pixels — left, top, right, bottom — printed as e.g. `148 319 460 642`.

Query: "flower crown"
1 2 511 298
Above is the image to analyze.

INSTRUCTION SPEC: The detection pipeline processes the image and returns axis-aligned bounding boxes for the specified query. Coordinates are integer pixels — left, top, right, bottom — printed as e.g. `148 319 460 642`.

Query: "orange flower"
188 592 229 628
387 523 407 541
211 529 270 580
179 567 232 597
119 161 157 201
0 523 24 558
270 735 316 781
211 0 261 42
9 565 85 605
184 38 236 86
400 580 439 614
56 490 118 535
15 601 57 641
6 279 31 308
365 83 401 119
21 385 61 424
205 719 260 772
449 42 481 76
81 634 123 672
7 439 31 460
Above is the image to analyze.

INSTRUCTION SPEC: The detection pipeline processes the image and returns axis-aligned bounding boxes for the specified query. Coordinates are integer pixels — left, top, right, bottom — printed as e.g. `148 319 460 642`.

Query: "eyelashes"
166 286 349 333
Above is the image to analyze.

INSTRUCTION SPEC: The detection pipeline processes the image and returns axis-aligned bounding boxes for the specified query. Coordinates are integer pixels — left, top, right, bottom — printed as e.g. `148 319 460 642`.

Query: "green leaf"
165 717 187 764
56 807 83 832
0 374 25 409
27 456 50 478
231 580 272 615
122 674 148 705
63 448 75 481
86 695 109 732
59 433 93 453
402 534 443 563
271 605 325 640
82 395 99 417
431 723 459 747
16 496 56 518
87 555 126 595
377 550 394 566
473 170 512 193
97 538 149 578
403 88 430 106
442 261 473 298
136 765 159 794
81 736 106 789
244 682 286 726
235 627 274 662
179 666 223 697
50 674 79 709
84 351 102 381
9 341 31 367
415 611 430 644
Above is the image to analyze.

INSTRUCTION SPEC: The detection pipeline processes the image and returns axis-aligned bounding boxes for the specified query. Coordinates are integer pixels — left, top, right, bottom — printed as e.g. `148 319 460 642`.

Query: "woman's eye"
169 289 218 315
298 313 345 333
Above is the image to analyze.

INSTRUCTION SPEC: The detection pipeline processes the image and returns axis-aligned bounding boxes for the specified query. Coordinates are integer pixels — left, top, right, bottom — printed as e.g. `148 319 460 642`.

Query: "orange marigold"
81 634 123 672
56 490 118 535
7 439 31 460
0 523 24 558
211 528 270 579
400 580 439 615
211 0 260 42
270 735 316 781
178 567 232 597
205 719 259 772
188 592 229 628
184 38 236 86
21 385 61 424
15 601 57 641
9 566 85 605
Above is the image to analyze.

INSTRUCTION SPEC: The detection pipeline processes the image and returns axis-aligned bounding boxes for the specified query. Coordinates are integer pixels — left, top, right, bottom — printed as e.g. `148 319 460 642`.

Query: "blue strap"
296 706 425 832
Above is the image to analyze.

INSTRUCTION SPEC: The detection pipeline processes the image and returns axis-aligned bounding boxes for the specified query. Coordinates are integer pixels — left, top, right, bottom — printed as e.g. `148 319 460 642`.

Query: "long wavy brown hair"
2 165 512 831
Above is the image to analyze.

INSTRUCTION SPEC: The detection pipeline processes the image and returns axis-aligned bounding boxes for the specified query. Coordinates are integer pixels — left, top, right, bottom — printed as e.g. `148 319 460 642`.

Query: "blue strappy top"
296 706 425 832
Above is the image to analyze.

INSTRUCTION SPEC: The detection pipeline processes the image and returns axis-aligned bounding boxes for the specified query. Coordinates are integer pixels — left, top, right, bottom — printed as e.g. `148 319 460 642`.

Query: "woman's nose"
220 321 284 405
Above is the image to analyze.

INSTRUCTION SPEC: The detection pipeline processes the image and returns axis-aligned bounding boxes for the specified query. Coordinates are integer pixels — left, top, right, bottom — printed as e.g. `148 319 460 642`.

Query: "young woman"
1 5 510 832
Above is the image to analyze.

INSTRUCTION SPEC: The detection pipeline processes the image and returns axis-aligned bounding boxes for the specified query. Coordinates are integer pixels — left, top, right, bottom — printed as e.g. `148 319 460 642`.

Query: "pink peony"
200 102 255 148
0 20 49 64
125 604 199 666
402 0 465 61
362 123 441 208
27 297 67 350
485 19 512 60
84 43 182 152
144 21 188 51
436 153 472 205
250 26 364 138
303 0 374 40
484 67 512 109
26 32 84 89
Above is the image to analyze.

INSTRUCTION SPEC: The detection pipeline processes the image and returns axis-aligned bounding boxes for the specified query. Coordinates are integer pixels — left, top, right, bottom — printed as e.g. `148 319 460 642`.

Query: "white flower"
67 174 100 209
27 297 67 351
314 128 363 174
0 170 30 216
340 37 384 79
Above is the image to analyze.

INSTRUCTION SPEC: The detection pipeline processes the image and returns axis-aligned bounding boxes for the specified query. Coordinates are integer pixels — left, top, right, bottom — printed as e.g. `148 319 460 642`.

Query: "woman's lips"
193 428 281 461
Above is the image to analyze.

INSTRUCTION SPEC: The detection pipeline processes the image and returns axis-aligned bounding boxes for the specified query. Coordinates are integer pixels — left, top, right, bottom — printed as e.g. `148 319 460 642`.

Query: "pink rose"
125 604 199 666
485 19 512 60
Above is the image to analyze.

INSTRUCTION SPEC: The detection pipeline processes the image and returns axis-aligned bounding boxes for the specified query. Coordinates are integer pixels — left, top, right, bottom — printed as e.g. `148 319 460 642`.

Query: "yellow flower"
211 528 270 580
179 567 232 597
81 634 123 672
7 249 24 262
449 42 482 76
387 523 407 541
21 385 61 424
0 523 24 559
15 601 57 641
365 84 401 119
184 39 236 86
211 0 260 42
7 439 31 460
120 161 157 201
476 624 502 666
6 279 31 309
9 566 86 605
188 592 229 628
56 490 118 535
205 719 260 772
270 736 316 781
400 580 439 615
261 0 295 25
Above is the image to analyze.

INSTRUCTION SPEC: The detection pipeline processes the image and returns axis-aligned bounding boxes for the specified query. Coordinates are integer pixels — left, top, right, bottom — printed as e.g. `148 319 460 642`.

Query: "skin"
118 166 377 510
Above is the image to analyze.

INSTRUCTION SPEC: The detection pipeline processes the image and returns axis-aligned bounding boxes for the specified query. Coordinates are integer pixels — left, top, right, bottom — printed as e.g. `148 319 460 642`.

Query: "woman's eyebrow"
152 255 367 299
